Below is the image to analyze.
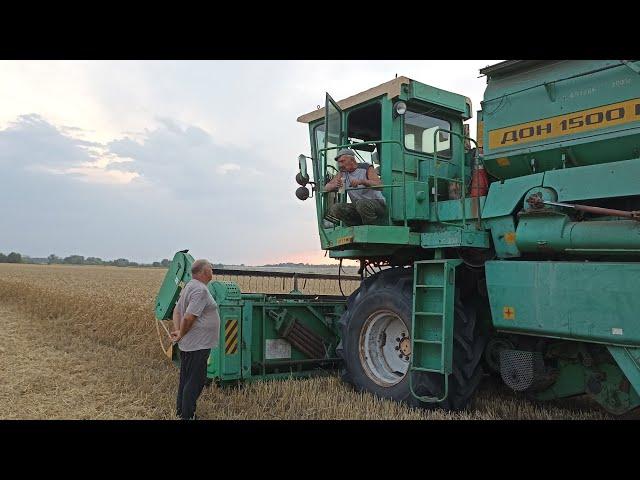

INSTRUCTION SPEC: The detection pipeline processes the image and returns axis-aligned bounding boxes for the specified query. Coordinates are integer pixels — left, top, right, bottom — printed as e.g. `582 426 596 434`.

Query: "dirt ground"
0 263 622 420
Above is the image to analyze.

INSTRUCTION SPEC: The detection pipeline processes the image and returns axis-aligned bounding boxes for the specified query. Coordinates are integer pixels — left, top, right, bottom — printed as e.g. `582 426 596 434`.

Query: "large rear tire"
336 267 485 410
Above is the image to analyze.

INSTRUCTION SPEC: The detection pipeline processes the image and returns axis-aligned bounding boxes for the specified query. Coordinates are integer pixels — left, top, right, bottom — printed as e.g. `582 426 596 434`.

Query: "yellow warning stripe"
225 319 239 355
225 319 238 337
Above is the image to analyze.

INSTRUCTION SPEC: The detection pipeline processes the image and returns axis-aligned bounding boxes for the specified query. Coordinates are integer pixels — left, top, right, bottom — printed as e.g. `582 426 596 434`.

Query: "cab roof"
297 76 411 124
297 75 472 124
479 60 550 78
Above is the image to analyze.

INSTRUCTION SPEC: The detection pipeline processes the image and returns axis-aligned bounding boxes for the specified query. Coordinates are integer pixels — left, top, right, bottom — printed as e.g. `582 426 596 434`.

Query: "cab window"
404 110 451 158
314 123 340 175
347 102 381 165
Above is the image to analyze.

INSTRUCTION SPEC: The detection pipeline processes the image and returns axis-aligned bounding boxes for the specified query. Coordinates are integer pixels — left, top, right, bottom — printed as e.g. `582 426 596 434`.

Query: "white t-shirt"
175 279 220 351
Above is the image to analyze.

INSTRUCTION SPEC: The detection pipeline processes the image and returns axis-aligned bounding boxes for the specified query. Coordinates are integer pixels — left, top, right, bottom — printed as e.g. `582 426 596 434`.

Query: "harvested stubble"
0 263 615 420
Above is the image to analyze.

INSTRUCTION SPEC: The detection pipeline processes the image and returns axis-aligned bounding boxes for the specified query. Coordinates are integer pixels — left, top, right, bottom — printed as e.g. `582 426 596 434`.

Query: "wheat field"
0 263 619 420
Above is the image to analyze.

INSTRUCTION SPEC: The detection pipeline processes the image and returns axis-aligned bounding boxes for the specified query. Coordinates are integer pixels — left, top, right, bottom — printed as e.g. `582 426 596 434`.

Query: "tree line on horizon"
0 252 227 268
0 252 340 269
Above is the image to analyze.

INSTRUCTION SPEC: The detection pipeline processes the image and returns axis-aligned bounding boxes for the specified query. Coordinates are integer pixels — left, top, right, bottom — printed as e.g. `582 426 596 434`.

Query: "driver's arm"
360 166 381 187
324 173 342 192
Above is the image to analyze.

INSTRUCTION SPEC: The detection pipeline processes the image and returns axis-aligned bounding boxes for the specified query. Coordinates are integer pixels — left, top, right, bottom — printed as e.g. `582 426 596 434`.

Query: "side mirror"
298 154 309 179
295 186 310 201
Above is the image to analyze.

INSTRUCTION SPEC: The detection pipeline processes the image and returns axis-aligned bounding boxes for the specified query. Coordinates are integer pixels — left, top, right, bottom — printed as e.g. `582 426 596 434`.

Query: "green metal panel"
207 346 220 379
516 215 640 255
410 82 471 119
414 152 463 180
482 129 640 180
542 157 640 202
421 228 489 249
484 215 520 258
430 196 486 222
247 297 344 381
481 173 544 218
329 246 410 258
154 251 194 320
219 307 242 380
323 225 420 249
240 301 253 379
486 260 640 346
405 181 429 220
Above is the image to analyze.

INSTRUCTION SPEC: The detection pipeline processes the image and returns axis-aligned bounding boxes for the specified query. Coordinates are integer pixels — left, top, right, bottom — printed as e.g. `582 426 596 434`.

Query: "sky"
0 60 500 265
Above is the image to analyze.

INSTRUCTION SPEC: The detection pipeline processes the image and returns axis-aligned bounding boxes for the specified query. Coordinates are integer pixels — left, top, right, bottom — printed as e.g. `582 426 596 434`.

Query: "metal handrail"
431 128 479 229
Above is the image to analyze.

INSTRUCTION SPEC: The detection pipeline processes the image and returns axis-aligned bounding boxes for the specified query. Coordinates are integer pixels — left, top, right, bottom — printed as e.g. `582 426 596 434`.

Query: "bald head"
191 259 213 283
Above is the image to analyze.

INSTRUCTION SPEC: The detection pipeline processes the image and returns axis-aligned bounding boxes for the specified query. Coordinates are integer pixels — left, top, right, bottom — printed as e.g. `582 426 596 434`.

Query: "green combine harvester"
156 60 640 415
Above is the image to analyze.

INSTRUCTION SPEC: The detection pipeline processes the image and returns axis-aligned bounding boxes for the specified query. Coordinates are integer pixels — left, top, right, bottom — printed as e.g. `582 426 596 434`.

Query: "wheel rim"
358 310 410 387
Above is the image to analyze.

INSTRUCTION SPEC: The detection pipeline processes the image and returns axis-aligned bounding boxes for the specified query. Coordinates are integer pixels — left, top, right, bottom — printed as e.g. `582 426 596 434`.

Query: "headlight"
394 101 407 116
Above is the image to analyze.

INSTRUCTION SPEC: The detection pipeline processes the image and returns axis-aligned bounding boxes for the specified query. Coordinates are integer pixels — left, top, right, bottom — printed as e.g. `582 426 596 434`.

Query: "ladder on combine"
409 259 461 402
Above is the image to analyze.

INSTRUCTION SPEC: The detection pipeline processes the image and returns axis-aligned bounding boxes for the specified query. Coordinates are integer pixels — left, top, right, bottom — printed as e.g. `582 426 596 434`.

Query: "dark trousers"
176 348 210 420
328 199 386 226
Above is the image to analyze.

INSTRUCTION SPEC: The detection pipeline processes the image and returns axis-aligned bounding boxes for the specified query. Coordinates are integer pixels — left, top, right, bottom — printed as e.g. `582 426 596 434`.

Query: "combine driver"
324 148 386 226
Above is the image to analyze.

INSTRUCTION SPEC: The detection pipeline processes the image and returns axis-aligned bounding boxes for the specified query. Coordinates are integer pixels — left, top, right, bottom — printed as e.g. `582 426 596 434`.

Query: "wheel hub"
359 310 410 387
399 336 411 356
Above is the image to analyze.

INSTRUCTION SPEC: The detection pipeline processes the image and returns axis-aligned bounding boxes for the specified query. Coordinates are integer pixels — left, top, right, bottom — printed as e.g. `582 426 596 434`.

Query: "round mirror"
295 186 310 201
295 172 309 186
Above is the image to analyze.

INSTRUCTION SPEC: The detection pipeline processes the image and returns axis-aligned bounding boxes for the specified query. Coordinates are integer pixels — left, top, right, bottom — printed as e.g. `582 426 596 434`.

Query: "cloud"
0 112 318 264
217 163 241 175
0 114 137 185
106 117 270 198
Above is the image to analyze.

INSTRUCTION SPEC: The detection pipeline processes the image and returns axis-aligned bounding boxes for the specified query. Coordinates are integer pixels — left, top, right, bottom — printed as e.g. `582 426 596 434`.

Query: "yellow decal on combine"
488 98 640 149
225 319 239 355
496 157 511 167
337 236 354 245
503 306 516 320
504 232 516 245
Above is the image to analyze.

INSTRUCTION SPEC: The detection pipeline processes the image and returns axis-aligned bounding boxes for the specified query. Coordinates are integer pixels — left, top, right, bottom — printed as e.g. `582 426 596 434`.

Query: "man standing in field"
170 259 220 420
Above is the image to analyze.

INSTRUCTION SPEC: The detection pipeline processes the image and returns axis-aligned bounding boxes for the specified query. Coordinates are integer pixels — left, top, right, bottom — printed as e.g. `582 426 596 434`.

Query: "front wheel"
336 267 485 410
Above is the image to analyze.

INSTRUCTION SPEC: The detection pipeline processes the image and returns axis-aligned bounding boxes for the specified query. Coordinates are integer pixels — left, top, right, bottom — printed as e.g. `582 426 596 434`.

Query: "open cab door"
322 93 343 225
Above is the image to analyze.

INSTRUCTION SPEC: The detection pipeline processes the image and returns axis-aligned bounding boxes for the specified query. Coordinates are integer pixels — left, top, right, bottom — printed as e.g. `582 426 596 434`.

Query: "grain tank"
479 60 640 179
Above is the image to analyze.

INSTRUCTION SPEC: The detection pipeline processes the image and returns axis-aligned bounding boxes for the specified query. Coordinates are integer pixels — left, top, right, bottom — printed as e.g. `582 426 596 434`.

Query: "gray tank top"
342 163 386 204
